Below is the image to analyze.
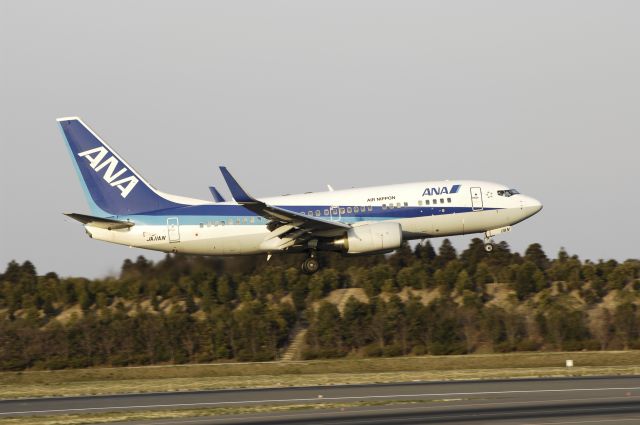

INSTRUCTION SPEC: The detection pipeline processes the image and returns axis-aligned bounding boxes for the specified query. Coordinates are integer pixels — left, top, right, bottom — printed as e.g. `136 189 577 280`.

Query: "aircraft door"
470 187 484 211
330 206 341 222
167 217 180 243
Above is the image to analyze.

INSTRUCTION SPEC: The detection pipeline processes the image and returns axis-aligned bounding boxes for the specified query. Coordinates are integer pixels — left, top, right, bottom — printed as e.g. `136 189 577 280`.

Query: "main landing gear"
301 251 320 275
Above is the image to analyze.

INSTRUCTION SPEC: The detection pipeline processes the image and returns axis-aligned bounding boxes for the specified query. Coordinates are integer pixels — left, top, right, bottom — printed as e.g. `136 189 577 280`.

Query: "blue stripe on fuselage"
113 205 500 226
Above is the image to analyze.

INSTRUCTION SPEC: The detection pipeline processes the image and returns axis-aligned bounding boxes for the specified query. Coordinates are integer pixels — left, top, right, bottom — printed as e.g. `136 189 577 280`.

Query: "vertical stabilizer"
57 117 184 216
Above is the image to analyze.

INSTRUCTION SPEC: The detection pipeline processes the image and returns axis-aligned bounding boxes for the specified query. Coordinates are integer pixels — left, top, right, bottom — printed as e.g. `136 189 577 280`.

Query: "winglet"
219 166 255 203
208 186 227 202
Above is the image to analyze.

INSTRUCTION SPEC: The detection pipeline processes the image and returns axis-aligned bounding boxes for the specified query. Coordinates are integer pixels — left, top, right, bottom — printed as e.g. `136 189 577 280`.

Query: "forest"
1 239 639 370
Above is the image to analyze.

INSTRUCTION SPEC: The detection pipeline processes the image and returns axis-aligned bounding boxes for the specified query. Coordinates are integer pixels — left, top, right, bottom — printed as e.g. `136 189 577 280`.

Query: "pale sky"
1 1 638 277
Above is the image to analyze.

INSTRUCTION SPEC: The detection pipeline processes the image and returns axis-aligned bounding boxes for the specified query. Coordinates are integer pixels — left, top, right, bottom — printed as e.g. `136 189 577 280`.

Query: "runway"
2 375 639 424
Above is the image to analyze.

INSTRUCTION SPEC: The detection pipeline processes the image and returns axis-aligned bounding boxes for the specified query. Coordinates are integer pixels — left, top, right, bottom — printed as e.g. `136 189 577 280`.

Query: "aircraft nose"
521 196 543 217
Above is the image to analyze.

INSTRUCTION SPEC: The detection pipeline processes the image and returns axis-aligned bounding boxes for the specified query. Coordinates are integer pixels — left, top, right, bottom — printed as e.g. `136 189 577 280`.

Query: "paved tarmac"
2 375 639 424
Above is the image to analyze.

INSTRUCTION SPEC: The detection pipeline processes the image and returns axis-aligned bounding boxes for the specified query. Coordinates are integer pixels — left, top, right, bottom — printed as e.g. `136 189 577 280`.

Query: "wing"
219 167 349 241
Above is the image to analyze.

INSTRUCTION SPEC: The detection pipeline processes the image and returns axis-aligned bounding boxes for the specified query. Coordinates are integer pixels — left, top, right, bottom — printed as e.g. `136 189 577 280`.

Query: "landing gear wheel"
301 257 320 275
484 243 494 253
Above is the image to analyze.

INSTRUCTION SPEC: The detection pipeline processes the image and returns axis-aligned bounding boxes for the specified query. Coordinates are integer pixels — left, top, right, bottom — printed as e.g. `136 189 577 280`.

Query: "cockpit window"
497 189 520 197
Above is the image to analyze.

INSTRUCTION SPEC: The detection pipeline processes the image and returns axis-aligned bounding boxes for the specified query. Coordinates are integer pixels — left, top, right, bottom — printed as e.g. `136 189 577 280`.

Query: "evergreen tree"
614 302 638 349
460 238 487 275
342 296 370 350
455 270 474 293
436 239 457 267
524 243 549 270
514 262 540 300
417 240 437 265
0 244 637 370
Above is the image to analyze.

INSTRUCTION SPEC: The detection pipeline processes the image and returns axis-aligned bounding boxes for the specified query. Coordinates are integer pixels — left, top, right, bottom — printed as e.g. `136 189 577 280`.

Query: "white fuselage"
85 180 542 256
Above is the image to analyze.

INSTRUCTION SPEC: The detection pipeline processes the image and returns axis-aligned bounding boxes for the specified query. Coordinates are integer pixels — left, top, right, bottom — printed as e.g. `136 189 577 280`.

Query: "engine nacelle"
326 222 403 254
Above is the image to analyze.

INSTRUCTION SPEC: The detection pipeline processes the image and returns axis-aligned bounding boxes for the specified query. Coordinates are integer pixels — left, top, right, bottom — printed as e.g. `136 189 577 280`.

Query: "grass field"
1 351 639 400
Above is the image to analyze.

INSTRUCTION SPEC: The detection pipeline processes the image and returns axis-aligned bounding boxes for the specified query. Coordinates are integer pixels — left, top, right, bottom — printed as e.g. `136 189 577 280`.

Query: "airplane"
58 117 543 274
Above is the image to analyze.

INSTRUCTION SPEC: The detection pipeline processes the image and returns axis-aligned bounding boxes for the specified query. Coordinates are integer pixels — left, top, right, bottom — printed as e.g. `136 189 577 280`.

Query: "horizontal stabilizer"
64 213 134 230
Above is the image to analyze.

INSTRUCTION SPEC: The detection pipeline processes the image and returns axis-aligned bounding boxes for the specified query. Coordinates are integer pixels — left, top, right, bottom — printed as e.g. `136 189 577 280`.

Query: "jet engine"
323 222 403 254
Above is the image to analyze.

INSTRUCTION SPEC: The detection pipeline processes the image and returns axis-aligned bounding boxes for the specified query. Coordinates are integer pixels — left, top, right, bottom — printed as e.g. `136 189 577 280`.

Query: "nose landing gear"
483 226 511 252
301 252 320 275
484 235 495 252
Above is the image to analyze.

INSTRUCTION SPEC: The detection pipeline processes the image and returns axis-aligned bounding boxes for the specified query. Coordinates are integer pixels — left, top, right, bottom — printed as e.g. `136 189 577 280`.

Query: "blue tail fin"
58 117 184 216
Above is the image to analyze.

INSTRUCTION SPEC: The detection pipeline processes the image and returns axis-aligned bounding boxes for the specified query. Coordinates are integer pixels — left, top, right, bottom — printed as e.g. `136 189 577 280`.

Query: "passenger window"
301 211 305 215
382 204 387 210
433 199 437 204
315 210 320 217
404 202 408 207
236 218 241 225
339 208 345 214
347 207 352 213
354 206 359 213
418 200 423 206
242 217 247 224
308 211 313 216
389 204 394 209
368 206 373 211
440 198 444 203
324 209 329 215
396 202 401 208
250 217 255 224
425 200 430 205
447 198 451 203
497 190 504 196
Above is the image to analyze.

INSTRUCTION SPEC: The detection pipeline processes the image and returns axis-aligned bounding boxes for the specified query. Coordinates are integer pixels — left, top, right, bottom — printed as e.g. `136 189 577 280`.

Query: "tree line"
0 239 639 370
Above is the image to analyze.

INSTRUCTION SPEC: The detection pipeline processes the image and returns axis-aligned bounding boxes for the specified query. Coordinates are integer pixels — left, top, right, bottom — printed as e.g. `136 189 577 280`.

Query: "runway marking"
123 396 640 425
523 418 640 424
152 407 640 425
322 407 640 425
1 386 639 416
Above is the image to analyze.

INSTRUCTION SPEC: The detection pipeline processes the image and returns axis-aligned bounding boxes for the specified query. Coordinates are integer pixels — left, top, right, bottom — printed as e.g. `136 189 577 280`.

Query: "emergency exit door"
470 187 483 211
167 217 180 243
330 206 341 222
